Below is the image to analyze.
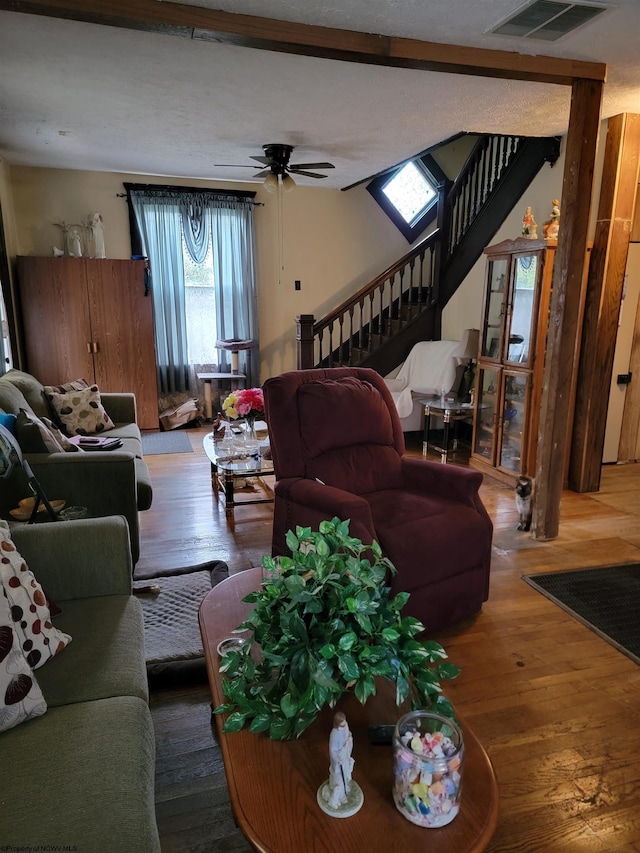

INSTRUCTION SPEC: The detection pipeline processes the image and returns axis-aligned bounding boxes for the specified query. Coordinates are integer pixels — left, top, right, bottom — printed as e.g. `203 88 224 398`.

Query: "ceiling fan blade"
250 155 274 166
252 169 271 178
215 164 261 168
290 162 335 170
288 169 328 179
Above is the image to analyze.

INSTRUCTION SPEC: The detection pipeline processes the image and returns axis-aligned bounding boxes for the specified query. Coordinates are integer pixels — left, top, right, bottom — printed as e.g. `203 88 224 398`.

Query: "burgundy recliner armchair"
263 367 493 632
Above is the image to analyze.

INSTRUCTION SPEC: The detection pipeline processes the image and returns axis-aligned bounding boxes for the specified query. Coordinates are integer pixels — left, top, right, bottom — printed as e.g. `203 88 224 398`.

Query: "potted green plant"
214 518 460 740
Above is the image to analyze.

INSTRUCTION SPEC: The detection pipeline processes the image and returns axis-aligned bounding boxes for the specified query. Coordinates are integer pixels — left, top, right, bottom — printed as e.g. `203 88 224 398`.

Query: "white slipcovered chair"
384 339 461 431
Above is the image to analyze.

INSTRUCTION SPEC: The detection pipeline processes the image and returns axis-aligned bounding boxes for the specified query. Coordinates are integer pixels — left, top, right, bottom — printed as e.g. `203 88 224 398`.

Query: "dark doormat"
134 561 229 687
141 430 194 455
522 563 640 666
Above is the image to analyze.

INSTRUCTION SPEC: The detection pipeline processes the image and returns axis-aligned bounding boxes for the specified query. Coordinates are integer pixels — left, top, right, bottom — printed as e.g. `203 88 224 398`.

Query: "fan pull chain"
278 180 285 286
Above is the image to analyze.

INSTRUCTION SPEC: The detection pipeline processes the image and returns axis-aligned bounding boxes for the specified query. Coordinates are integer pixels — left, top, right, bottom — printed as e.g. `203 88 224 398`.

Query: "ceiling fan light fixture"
282 173 296 193
263 172 279 193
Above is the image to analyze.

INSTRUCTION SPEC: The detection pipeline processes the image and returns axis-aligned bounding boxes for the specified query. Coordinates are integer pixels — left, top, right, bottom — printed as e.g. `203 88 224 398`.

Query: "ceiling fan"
216 143 335 191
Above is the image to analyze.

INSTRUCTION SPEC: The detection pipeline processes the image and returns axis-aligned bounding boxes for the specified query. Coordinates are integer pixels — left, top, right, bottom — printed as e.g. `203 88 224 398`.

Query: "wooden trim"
569 114 640 491
0 0 607 85
532 78 603 540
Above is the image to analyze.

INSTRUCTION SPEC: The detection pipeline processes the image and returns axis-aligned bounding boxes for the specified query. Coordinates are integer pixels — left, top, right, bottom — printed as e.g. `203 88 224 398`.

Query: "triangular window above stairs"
367 154 448 243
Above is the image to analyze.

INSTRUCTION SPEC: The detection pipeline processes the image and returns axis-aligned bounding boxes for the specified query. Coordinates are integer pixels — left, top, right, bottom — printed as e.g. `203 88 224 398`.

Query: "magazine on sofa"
68 435 123 451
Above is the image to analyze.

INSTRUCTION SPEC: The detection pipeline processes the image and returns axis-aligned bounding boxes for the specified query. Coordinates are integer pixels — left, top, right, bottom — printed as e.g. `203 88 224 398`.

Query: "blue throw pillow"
0 413 17 435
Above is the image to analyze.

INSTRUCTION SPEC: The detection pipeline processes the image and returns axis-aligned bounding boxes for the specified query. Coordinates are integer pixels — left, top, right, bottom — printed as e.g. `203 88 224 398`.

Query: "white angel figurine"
317 711 363 816
326 712 355 808
87 212 106 258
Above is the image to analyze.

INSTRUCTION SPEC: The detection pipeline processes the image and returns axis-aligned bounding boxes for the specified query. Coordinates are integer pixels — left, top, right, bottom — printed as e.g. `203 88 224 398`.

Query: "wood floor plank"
142 427 640 851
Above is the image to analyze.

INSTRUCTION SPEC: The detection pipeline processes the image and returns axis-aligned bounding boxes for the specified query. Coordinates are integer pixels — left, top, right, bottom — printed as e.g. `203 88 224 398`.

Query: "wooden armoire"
17 257 159 430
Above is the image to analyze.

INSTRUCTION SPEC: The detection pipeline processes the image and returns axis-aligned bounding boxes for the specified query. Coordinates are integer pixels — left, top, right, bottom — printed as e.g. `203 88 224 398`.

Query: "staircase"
296 133 560 375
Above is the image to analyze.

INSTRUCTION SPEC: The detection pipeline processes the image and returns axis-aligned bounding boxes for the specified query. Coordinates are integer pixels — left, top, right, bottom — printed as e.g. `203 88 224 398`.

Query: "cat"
515 476 533 531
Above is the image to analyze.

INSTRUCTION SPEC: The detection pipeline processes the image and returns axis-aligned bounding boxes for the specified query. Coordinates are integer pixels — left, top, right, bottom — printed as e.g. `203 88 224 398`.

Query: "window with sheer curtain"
125 184 259 397
182 233 217 366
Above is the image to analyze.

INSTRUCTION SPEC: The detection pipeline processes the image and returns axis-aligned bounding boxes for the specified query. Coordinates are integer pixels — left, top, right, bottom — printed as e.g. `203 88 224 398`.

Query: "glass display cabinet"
471 238 556 485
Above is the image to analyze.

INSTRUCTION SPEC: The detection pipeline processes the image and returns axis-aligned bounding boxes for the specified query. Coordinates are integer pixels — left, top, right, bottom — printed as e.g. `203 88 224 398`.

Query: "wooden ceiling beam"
1 0 607 85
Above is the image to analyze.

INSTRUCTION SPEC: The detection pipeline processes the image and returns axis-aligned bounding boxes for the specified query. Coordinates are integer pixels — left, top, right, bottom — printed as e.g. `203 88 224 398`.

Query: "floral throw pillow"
45 384 115 436
0 587 47 732
0 524 71 670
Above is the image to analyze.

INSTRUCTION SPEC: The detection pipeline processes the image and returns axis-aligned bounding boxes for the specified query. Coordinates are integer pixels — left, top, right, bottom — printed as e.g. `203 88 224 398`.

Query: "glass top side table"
203 432 274 516
416 396 475 463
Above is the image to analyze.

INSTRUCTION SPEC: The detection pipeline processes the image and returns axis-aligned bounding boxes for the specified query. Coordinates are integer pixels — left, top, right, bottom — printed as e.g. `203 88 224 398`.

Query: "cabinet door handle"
87 342 92 353
93 341 100 354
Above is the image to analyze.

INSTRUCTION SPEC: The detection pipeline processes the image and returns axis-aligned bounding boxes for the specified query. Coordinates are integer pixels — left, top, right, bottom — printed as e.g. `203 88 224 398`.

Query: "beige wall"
9 165 411 381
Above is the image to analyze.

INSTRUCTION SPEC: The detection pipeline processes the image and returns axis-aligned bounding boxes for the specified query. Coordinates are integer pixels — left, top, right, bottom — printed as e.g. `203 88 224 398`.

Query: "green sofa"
0 516 160 852
0 368 153 563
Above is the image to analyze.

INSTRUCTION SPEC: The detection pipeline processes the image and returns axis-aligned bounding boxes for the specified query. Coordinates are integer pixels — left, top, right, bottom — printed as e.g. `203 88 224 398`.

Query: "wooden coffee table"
200 568 499 852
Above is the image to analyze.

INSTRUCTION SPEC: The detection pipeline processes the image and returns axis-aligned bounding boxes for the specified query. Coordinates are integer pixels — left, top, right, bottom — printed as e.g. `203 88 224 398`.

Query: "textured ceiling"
1 0 639 190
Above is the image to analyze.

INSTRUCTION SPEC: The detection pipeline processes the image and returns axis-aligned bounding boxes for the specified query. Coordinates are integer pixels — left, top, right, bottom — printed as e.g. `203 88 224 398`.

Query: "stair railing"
297 134 525 370
297 227 441 369
446 135 523 257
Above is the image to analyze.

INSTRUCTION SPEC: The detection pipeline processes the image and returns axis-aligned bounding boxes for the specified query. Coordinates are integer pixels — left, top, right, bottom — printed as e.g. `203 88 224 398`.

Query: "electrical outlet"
294 280 301 291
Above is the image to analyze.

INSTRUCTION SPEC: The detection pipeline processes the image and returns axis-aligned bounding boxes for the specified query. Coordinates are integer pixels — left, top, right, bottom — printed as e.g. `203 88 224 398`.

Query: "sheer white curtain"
129 188 259 395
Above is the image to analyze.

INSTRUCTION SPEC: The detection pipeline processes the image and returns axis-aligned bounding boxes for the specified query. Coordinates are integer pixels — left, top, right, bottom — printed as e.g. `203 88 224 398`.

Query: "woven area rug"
522 563 640 666
141 430 194 455
134 561 229 682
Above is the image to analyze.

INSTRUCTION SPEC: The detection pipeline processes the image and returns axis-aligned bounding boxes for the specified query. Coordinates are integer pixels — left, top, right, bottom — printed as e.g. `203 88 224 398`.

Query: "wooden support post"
532 78 603 541
296 314 315 369
569 113 640 491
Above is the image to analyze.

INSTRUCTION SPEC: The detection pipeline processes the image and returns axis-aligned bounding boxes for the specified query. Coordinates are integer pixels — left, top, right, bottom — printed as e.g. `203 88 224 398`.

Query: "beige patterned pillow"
0 587 47 732
45 384 115 436
0 524 71 670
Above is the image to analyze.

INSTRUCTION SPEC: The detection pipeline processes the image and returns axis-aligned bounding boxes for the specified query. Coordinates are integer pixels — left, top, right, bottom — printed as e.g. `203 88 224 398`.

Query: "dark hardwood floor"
140 426 640 852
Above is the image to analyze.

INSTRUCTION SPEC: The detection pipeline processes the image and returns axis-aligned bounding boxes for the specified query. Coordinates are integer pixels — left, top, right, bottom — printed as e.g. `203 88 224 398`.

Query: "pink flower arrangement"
222 387 265 425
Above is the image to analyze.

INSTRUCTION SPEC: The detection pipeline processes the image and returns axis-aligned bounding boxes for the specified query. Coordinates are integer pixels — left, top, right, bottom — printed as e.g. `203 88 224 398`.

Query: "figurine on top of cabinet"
543 199 560 240
521 206 538 239
87 212 106 258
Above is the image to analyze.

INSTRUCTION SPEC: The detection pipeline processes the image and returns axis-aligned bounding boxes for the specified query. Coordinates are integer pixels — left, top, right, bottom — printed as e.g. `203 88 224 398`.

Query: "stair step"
365 332 388 348
386 318 404 334
400 305 420 322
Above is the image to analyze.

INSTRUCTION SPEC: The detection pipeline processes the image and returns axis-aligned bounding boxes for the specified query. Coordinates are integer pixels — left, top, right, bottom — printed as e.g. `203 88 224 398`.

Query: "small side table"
203 433 274 517
197 372 246 421
418 397 475 463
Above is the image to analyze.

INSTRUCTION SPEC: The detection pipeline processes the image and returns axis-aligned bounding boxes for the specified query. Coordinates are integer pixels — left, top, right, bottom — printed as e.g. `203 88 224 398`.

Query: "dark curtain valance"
123 183 257 257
